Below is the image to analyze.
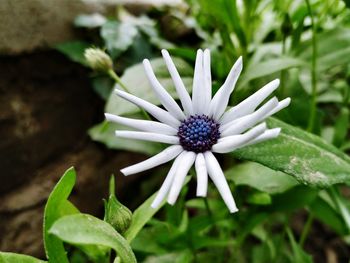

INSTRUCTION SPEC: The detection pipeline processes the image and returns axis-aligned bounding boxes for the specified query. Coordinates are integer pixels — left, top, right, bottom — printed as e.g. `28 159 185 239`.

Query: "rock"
0 0 104 54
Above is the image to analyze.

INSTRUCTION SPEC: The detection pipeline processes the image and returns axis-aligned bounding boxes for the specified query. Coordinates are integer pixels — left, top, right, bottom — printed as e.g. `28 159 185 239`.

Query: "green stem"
299 213 314 247
204 198 221 237
280 35 287 96
305 0 318 132
107 69 151 120
204 198 212 217
108 69 130 93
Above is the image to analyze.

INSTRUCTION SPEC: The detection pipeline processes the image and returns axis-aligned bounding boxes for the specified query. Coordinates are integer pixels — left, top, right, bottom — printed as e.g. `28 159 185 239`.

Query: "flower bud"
104 194 132 234
84 48 113 72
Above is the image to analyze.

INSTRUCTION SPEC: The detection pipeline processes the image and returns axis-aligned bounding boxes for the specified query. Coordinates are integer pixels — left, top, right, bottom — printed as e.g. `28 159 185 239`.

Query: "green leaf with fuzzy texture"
232 118 350 187
50 214 136 263
43 167 79 263
226 162 298 194
0 253 46 263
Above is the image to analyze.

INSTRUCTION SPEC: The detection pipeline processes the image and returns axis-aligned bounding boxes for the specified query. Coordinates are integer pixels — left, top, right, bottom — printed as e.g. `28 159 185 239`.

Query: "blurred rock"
0 0 104 54
0 51 99 193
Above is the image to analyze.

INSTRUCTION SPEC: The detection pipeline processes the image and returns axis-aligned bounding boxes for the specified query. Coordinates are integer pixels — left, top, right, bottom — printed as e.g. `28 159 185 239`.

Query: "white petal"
167 151 196 205
266 97 291 117
209 56 243 120
195 153 208 197
115 131 179 144
243 128 281 147
220 97 278 137
212 122 266 153
151 153 184 209
143 59 186 120
105 113 177 135
120 145 183 176
204 151 238 213
220 79 280 124
161 49 193 115
192 49 205 114
202 49 212 115
115 89 180 128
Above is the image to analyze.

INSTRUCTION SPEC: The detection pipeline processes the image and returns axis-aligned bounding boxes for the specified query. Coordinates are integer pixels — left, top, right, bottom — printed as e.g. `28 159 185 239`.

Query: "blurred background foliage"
1 0 349 262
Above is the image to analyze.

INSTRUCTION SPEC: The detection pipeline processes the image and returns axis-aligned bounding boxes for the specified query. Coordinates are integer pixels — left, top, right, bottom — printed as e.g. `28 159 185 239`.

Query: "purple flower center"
178 114 220 153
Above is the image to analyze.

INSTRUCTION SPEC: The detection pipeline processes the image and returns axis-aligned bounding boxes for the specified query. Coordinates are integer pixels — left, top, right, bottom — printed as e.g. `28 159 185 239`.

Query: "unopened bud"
104 195 132 234
84 48 113 72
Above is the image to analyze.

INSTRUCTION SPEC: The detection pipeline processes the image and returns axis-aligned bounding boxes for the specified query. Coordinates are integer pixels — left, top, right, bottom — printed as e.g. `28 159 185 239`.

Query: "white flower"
105 49 291 213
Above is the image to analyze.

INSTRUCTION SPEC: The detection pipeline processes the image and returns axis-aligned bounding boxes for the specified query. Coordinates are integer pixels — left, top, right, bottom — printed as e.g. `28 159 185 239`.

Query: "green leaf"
105 57 193 116
296 28 350 71
101 21 138 58
193 237 235 249
317 46 350 72
43 167 79 263
124 190 167 242
246 191 272 205
49 214 136 263
130 230 168 254
55 41 90 66
91 76 114 100
333 107 349 147
144 250 194 263
286 228 312 263
232 118 350 187
0 253 46 263
271 186 318 212
309 195 347 235
343 0 350 8
328 187 350 232
226 162 298 194
239 57 306 88
88 121 162 155
76 244 109 263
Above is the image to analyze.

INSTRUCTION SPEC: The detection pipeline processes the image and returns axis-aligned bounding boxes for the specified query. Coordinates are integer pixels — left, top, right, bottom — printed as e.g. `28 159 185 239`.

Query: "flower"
105 49 290 213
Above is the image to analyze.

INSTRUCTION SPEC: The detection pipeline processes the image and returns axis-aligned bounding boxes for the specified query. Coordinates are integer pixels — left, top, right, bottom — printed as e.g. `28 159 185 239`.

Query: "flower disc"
178 114 220 153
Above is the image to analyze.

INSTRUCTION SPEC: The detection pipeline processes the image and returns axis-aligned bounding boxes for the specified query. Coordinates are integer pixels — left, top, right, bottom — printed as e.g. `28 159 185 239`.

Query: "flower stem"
280 35 287 96
204 198 213 217
299 213 314 247
107 69 151 120
305 0 318 132
204 198 220 236
108 69 130 93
